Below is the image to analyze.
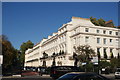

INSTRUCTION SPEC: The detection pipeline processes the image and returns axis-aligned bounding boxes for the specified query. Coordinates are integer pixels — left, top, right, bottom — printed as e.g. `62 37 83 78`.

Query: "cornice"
70 32 120 38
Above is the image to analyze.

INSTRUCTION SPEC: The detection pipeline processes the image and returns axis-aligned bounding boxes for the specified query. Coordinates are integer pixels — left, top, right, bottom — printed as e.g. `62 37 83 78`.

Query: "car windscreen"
57 73 79 80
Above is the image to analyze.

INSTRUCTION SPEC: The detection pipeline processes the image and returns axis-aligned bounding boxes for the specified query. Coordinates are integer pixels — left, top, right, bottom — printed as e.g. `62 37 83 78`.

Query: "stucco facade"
24 17 120 67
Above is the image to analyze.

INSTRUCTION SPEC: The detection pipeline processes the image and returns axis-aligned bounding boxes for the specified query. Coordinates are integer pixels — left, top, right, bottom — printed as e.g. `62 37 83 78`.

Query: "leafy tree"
90 17 100 26
20 40 34 68
20 40 34 53
98 18 106 26
74 45 96 71
110 58 118 68
0 35 20 74
99 60 111 68
74 45 96 64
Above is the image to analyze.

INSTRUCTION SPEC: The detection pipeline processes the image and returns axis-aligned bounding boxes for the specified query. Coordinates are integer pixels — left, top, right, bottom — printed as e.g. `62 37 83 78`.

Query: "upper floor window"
85 36 89 43
103 38 106 44
73 38 76 44
96 30 100 33
109 31 112 35
110 39 112 43
85 28 89 32
116 32 118 35
74 29 76 34
97 38 100 43
103 30 106 34
116 39 119 42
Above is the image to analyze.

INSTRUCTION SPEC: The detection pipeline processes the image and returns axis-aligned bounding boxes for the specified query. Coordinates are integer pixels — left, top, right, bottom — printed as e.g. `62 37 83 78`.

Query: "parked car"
50 66 81 79
57 72 110 80
115 68 120 79
37 67 50 76
21 70 39 77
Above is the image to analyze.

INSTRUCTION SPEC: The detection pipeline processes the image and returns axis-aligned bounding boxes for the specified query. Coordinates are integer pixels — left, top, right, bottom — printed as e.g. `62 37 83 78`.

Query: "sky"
2 2 119 49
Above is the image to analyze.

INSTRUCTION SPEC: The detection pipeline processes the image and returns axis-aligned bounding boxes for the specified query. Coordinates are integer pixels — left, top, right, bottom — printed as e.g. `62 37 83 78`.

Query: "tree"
110 58 118 69
90 17 100 26
20 40 34 53
74 45 96 72
20 40 34 68
74 45 96 64
99 61 111 68
0 35 20 75
98 18 106 27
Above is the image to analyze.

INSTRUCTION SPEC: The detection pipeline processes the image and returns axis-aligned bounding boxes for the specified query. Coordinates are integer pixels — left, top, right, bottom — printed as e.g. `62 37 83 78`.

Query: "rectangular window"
103 30 106 34
110 39 112 43
97 38 100 43
97 48 100 53
104 48 106 54
116 32 118 35
110 48 113 53
103 38 106 44
74 29 76 34
73 38 76 44
116 39 118 42
85 28 89 32
85 36 89 43
109 31 112 35
96 30 100 33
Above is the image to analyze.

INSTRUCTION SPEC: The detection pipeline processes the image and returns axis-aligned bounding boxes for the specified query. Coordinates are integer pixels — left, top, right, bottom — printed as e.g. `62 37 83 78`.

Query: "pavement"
1 74 52 80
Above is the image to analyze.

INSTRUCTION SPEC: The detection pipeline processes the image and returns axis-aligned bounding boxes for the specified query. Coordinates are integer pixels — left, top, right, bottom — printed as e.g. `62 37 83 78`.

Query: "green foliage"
98 18 106 26
20 40 34 68
1 35 21 74
20 40 34 53
86 63 94 72
99 60 111 68
110 58 118 68
90 17 100 26
74 45 96 63
90 17 115 27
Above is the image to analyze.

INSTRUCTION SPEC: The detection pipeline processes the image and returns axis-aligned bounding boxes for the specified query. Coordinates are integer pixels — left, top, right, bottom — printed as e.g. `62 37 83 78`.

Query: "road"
1 74 120 80
101 74 120 80
1 75 53 80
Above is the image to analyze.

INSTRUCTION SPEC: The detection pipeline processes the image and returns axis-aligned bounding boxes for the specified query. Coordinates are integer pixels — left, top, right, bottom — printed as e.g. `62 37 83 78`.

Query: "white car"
115 68 120 79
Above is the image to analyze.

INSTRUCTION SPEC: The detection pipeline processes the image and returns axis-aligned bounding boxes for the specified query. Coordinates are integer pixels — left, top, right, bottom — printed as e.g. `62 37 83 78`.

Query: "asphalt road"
1 74 120 80
1 75 53 80
101 74 120 80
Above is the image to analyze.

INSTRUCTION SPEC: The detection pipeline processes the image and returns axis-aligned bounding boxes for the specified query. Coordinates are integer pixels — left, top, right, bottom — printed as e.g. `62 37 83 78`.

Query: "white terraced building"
24 17 120 67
